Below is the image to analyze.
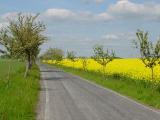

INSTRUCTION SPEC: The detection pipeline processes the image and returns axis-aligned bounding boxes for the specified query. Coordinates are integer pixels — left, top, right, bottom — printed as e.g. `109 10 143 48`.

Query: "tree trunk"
24 54 32 78
151 67 154 80
72 62 74 68
32 56 36 65
102 65 106 80
150 67 156 92
103 66 105 75
6 59 11 87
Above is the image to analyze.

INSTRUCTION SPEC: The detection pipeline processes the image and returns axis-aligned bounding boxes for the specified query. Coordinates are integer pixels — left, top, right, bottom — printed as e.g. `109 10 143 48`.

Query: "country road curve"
37 64 160 120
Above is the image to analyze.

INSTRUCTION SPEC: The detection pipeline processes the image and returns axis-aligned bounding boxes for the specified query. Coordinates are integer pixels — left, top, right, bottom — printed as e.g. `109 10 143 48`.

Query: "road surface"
37 64 160 120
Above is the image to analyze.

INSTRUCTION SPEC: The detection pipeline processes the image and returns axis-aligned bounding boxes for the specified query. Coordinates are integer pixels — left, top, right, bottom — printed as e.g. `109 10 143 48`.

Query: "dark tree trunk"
151 67 154 80
24 54 32 78
103 65 106 80
32 56 36 65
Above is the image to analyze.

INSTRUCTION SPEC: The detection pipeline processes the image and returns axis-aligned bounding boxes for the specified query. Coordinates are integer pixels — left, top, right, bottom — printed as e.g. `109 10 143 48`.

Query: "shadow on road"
40 70 63 73
43 77 63 81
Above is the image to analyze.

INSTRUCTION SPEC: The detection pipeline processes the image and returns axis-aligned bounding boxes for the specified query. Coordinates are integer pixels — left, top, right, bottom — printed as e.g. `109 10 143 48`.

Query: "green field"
52 64 160 109
0 59 40 120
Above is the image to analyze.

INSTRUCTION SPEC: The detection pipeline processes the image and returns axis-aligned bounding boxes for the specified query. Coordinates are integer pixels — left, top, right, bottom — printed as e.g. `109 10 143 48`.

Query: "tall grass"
0 59 40 120
52 64 160 109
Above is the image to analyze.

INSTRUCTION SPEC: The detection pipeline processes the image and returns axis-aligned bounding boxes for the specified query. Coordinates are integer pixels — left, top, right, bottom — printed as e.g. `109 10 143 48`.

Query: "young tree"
42 48 64 63
93 45 115 76
135 30 160 80
41 48 53 60
67 51 76 68
81 57 89 71
0 13 47 77
52 48 64 63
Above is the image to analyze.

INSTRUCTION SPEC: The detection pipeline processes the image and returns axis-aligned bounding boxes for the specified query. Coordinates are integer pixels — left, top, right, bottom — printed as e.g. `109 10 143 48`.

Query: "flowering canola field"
43 58 160 81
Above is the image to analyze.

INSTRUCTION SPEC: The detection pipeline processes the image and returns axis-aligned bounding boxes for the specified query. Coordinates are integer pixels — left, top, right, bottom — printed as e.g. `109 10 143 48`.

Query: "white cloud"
102 34 119 40
96 12 112 21
44 9 76 19
107 0 160 21
42 1 160 23
100 32 139 57
42 8 113 22
102 32 136 43
2 0 160 24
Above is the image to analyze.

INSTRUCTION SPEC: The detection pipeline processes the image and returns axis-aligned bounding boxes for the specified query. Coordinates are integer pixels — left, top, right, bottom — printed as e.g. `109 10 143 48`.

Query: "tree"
40 48 53 60
135 30 160 80
51 48 64 63
67 51 76 67
81 57 89 71
42 48 64 63
0 13 47 77
67 51 76 62
93 45 115 77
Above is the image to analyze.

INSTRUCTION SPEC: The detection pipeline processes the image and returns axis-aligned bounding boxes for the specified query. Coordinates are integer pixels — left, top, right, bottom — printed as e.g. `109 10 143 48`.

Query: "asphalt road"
37 64 160 120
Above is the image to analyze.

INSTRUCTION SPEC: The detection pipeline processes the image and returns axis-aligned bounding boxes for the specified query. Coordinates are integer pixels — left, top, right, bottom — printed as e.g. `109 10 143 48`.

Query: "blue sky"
0 0 160 57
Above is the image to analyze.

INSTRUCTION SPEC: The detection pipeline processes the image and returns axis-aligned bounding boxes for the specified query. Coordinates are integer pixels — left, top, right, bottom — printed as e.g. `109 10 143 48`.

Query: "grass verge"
50 64 160 109
0 59 40 120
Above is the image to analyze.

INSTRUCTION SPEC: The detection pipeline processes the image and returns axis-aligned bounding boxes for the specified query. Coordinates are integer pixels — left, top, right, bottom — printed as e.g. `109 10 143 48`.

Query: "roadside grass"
0 59 40 120
0 59 24 79
51 64 160 109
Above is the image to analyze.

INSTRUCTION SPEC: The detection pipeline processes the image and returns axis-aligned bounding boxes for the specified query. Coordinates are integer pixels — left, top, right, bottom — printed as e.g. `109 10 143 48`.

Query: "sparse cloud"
101 32 136 48
2 0 160 25
42 0 160 23
42 8 113 22
54 32 137 57
43 9 75 20
99 32 138 57
107 0 160 21
102 32 136 41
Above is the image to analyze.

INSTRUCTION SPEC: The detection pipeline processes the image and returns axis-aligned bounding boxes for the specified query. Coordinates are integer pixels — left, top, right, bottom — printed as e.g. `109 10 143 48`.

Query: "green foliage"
0 13 47 77
41 48 64 63
0 59 40 120
93 45 115 66
93 45 115 75
67 50 76 62
135 30 160 80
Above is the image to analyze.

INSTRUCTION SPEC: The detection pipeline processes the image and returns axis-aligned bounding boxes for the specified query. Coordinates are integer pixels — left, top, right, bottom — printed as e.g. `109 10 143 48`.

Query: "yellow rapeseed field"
43 58 160 81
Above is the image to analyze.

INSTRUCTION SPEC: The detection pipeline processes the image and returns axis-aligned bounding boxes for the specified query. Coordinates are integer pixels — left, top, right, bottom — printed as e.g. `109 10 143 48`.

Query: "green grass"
51 64 160 109
0 59 40 120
